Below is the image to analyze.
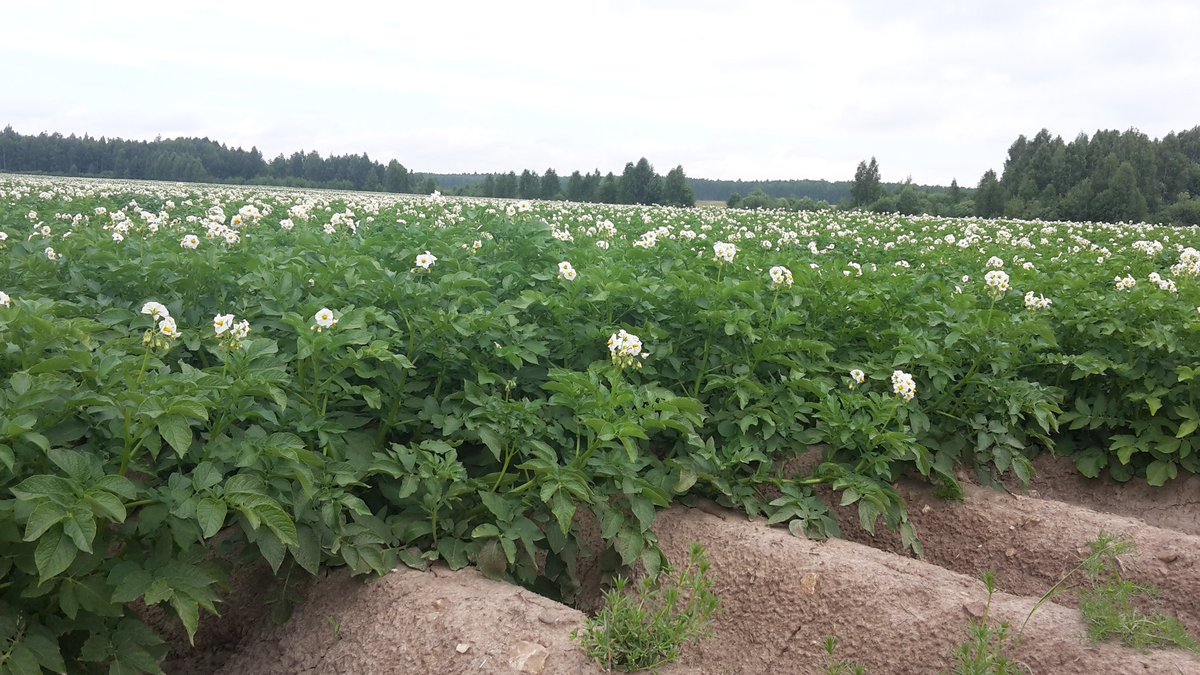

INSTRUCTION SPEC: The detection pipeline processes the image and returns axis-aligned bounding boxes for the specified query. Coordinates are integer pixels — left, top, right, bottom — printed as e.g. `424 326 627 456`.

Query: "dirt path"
167 467 1200 674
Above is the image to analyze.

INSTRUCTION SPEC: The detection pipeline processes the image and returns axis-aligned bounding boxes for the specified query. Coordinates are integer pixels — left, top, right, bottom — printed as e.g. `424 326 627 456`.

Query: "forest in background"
3 124 1200 223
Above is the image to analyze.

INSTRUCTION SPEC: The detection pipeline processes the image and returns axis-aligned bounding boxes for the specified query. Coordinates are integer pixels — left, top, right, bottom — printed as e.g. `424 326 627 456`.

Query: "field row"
1 174 1198 672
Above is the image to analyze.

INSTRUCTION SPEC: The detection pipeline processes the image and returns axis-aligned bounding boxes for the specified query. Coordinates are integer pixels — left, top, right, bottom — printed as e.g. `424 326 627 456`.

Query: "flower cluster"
608 329 647 369
1132 239 1164 256
986 256 1004 268
1148 272 1178 293
891 369 917 402
557 261 577 281
768 265 793 287
1023 291 1052 310
313 307 338 331
0 290 10 308
1170 247 1200 278
213 312 251 348
984 269 1010 295
843 262 862 277
180 234 200 250
712 241 737 264
1114 274 1137 291
849 368 865 389
141 301 180 347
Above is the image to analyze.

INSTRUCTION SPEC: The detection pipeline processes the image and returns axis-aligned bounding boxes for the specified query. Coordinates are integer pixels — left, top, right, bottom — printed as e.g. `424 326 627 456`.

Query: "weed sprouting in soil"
950 571 1031 674
823 636 867 674
950 532 1197 672
1077 532 1199 652
574 542 719 672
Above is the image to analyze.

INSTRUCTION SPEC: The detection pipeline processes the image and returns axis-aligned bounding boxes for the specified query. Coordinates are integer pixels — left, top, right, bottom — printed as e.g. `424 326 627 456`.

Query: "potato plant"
1 175 1198 672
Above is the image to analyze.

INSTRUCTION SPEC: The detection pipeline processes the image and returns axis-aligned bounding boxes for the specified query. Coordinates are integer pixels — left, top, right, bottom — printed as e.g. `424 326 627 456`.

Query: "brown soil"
1013 453 1200 537
163 464 1200 674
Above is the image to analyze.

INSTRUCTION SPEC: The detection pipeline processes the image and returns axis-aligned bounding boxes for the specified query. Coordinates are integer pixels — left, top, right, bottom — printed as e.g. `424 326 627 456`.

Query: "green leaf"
640 548 663 579
550 492 576 536
22 631 66 674
673 469 698 494
4 644 42 675
34 526 78 582
476 539 507 580
143 578 173 605
23 501 69 541
59 581 79 619
62 512 97 553
256 530 286 573
191 462 222 491
613 529 643 566
478 491 516 523
158 416 193 457
168 399 210 422
629 496 655 533
1177 419 1199 439
471 523 501 539
224 473 264 495
85 490 127 523
171 596 201 645
1145 460 1177 487
1147 397 1162 416
11 474 76 500
48 448 93 482
291 525 321 576
95 474 139 500
1074 449 1108 478
196 498 227 539
255 502 298 547
110 566 154 603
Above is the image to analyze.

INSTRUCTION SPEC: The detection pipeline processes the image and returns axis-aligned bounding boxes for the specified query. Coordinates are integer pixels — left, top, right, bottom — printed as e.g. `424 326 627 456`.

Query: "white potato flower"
158 316 181 339
1023 291 1052 310
230 320 251 341
712 241 737 263
768 265 793 287
557 261 577 281
213 313 235 336
313 308 338 330
608 329 647 369
141 302 170 319
984 270 1010 294
414 251 438 270
180 234 200 249
891 370 917 401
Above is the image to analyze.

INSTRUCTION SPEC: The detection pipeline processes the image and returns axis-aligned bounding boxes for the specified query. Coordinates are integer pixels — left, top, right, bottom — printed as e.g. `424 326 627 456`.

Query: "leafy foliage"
0 175 1198 671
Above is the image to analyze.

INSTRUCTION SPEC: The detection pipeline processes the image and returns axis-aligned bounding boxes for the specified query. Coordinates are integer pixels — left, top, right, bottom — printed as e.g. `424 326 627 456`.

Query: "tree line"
0 127 693 206
970 127 1200 224
439 158 694 207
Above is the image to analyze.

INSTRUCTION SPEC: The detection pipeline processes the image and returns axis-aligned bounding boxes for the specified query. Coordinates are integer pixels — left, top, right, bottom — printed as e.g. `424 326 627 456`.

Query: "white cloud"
2 0 1197 184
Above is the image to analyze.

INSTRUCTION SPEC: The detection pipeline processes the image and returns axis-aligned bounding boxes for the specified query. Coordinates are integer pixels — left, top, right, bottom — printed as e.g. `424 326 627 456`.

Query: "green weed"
574 543 719 672
1078 533 1198 652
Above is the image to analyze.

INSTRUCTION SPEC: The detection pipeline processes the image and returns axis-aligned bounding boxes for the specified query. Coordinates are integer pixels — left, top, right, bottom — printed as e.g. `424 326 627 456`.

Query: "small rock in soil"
799 572 819 595
508 640 549 673
456 643 470 654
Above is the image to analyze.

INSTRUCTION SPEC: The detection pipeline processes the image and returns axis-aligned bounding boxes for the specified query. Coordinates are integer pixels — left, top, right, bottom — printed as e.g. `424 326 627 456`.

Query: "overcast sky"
3 1 1197 185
